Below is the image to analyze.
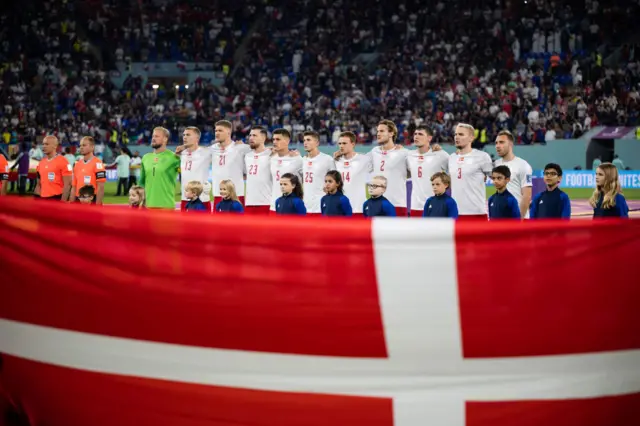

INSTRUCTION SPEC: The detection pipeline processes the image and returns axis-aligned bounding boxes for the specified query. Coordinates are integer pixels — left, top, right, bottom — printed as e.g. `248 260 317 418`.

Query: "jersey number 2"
380 160 385 172
248 164 258 175
219 155 226 166
304 172 313 183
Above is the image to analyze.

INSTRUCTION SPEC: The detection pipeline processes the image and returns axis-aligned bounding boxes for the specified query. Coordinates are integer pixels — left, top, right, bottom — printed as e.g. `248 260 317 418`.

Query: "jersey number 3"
184 160 192 171
248 164 258 175
457 168 462 179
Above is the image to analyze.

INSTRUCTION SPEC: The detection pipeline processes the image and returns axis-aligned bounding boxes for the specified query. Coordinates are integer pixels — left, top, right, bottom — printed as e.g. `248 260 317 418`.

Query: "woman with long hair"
589 163 629 218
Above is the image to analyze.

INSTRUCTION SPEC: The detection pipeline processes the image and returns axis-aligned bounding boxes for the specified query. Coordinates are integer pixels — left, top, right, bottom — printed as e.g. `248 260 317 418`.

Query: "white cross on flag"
0 198 639 426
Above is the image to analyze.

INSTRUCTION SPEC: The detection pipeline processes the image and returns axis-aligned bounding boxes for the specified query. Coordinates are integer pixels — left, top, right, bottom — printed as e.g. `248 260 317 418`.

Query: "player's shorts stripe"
455 219 640 357
0 199 387 358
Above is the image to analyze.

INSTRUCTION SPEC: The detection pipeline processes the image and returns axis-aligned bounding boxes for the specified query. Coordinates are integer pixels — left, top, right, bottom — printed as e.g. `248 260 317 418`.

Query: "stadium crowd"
1 0 640 153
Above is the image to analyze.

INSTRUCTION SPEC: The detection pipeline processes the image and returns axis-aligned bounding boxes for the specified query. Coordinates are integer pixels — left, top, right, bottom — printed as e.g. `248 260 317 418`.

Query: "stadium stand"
1 0 640 150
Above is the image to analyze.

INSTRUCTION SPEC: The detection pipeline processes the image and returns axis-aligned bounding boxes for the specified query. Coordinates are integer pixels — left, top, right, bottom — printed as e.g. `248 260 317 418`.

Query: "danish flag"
0 198 639 426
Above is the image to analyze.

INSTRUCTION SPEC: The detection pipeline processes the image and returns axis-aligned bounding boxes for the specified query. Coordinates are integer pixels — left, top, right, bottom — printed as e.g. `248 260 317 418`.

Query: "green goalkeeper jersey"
140 150 180 209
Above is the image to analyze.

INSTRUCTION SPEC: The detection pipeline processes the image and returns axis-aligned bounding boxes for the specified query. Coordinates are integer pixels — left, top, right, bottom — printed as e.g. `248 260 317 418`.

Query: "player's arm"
60 161 73 201
446 198 459 219
481 154 493 182
95 181 105 205
340 195 353 216
560 193 571 219
34 173 41 196
62 175 72 201
519 186 532 218
69 185 77 202
95 165 107 205
0 162 8 196
173 145 187 157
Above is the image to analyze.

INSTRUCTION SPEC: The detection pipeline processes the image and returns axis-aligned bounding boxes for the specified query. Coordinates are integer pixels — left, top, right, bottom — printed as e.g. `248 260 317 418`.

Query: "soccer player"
275 173 306 215
448 123 493 220
407 125 449 217
0 152 8 196
270 128 303 212
493 130 533 218
69 136 106 204
529 163 571 219
35 135 72 201
301 130 335 215
423 172 458 218
590 163 629 218
210 120 251 207
370 120 410 216
488 166 521 219
334 131 372 216
321 170 353 217
175 127 212 211
140 127 181 209
244 126 272 215
363 176 396 217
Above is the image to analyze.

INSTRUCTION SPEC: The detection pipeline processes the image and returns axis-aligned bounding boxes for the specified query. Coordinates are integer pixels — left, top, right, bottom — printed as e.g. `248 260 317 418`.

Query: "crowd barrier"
0 197 639 426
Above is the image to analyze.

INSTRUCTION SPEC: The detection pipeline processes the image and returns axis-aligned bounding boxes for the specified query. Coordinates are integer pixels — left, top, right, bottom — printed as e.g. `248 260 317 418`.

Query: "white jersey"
494 156 533 218
270 154 303 210
244 148 273 206
335 153 373 214
449 149 493 215
370 146 409 208
210 142 252 197
406 148 450 211
302 152 335 213
180 146 212 202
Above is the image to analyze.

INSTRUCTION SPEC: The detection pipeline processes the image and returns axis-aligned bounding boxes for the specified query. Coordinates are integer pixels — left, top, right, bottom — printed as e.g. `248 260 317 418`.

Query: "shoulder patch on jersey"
67 164 72 171
97 163 104 169
526 174 532 183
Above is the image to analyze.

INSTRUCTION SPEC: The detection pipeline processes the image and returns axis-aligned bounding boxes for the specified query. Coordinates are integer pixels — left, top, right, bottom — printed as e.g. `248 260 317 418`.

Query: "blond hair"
496 129 515 143
378 120 398 141
456 123 475 135
589 163 622 209
184 126 201 137
219 179 239 201
186 180 204 197
153 126 171 140
371 175 388 186
431 171 451 187
129 185 145 206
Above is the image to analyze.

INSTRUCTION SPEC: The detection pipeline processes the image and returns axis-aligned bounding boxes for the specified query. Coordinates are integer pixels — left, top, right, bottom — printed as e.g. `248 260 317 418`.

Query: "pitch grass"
6 182 640 204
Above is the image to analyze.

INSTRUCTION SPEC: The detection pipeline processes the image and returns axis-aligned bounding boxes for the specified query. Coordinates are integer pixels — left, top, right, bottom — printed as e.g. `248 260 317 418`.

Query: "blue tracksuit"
363 196 396 217
529 187 571 219
593 193 629 218
185 198 207 212
275 193 307 215
488 190 521 219
215 198 244 213
423 193 459 218
321 192 353 216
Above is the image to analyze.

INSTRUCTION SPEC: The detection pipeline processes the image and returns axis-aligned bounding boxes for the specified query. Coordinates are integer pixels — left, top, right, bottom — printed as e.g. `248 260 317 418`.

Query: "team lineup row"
6 120 629 219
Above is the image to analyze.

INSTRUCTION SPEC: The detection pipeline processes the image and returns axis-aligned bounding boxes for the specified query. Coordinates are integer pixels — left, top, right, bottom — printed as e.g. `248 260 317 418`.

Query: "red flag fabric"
0 198 639 426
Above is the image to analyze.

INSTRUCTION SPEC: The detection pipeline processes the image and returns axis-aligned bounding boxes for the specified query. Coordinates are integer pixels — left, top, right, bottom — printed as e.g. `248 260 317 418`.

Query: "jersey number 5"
380 160 385 172
248 164 258 175
304 172 313 183
457 168 462 179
